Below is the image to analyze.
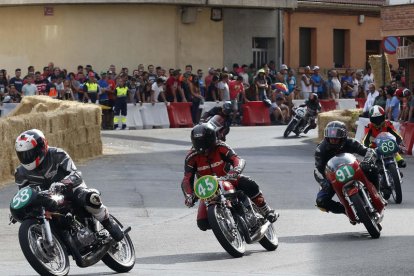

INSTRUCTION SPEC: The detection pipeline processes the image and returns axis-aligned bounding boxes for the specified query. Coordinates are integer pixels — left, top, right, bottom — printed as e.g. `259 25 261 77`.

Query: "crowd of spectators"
0 61 413 127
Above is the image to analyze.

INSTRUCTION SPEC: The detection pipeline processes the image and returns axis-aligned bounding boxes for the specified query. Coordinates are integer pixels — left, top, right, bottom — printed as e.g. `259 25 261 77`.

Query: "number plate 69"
194 175 218 200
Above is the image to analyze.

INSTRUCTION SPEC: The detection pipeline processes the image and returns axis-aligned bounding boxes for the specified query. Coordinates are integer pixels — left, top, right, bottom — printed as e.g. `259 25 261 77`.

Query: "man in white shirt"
151 78 167 104
362 83 379 117
217 73 230 101
362 67 374 94
21 76 38 97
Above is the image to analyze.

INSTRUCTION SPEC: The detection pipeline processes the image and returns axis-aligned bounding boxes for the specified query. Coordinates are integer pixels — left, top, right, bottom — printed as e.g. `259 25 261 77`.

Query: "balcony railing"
397 45 414 59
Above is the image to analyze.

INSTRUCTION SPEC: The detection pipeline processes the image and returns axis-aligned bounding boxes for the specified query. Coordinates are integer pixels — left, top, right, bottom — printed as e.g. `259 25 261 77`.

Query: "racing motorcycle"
204 114 231 141
283 106 317 138
193 175 278 257
372 132 403 204
322 153 385 239
9 185 135 276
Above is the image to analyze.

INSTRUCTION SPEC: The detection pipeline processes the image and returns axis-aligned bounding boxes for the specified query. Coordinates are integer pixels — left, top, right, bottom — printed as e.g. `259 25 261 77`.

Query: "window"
252 37 275 69
299 28 315 67
333 29 350 68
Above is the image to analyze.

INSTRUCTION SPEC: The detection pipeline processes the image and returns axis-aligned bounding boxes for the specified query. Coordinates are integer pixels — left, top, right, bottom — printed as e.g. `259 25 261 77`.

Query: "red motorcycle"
325 153 385 238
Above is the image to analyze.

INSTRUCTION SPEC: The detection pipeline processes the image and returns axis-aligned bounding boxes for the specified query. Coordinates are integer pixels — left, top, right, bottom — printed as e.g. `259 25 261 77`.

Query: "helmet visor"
16 147 40 165
324 126 347 139
370 115 384 127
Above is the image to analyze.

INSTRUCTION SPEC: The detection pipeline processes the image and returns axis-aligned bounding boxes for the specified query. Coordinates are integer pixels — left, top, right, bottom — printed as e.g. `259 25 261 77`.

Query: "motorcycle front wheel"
18 219 70 276
283 119 296 138
208 204 245 258
259 223 279 251
101 215 135 273
349 194 381 239
388 163 402 204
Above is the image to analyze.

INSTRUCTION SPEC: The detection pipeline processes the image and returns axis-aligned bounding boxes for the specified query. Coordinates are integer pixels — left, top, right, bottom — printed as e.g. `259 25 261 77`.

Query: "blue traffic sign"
381 36 400 55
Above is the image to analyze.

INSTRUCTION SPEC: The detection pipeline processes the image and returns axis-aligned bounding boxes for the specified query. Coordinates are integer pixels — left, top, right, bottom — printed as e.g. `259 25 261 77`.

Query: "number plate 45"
335 165 355 183
194 175 219 200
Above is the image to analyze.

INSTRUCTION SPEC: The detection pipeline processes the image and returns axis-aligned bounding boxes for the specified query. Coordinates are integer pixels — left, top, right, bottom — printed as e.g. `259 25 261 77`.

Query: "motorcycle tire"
102 215 135 273
18 219 70 276
208 204 245 258
349 193 381 239
259 223 279 251
387 163 402 204
283 120 296 138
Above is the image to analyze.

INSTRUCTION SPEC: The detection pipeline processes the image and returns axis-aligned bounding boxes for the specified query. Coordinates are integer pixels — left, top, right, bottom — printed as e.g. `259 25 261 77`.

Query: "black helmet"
222 101 232 116
15 129 49 170
191 123 217 153
324 121 348 150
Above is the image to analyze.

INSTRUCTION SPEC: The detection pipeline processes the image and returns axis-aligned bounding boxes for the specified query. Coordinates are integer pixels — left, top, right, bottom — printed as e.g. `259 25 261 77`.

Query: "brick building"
382 1 414 89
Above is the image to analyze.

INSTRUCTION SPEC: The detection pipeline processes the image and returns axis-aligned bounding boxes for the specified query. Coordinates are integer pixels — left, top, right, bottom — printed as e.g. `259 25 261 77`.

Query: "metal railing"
397 45 414 59
252 48 268 70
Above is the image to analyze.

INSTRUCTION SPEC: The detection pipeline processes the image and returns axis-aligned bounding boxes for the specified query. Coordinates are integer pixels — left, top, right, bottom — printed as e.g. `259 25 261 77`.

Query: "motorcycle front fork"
40 208 55 249
344 181 376 220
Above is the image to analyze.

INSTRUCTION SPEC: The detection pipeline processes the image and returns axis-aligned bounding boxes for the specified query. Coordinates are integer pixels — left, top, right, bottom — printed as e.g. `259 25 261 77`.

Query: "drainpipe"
278 9 283 69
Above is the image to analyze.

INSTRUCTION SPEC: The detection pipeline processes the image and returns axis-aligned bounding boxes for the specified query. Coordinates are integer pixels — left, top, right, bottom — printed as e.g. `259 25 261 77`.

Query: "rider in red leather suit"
181 123 277 231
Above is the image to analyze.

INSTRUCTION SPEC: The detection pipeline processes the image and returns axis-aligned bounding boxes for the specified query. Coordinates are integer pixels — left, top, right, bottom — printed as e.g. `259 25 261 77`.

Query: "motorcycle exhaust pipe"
246 221 271 244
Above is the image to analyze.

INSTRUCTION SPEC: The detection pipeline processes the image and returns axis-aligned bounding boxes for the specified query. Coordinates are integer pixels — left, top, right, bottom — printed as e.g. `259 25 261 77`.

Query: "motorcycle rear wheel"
388 163 402 204
208 204 245 258
101 215 135 273
19 219 70 276
283 119 296 138
349 194 381 239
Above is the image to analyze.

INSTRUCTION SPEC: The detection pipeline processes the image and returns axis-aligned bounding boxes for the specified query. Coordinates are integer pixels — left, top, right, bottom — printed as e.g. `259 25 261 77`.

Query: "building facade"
0 0 296 74
284 0 386 74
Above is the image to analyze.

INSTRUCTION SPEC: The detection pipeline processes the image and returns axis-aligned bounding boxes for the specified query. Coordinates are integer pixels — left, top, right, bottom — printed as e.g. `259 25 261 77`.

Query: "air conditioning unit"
181 7 197 24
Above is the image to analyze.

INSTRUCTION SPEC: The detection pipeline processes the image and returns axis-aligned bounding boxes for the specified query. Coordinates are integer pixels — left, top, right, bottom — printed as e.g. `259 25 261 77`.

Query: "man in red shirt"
165 70 187 102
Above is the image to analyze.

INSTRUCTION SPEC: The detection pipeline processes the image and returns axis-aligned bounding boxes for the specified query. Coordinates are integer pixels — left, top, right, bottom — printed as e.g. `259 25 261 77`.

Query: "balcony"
397 45 414 59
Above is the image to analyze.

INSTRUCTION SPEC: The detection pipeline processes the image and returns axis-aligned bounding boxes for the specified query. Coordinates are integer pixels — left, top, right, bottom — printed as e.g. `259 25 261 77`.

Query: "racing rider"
181 123 278 231
299 92 321 134
199 101 233 141
362 105 406 168
14 129 124 242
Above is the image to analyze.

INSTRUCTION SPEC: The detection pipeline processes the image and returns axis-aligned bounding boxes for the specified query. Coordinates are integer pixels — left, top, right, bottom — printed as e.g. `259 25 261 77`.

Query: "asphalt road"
0 126 413 276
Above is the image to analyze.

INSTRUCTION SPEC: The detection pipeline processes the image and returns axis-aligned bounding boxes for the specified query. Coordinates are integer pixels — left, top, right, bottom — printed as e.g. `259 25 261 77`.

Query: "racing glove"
184 193 196 208
49 182 67 194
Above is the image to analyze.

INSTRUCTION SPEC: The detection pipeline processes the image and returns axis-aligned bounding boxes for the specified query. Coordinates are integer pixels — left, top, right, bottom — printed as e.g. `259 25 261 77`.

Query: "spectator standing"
276 64 288 85
148 65 157 84
196 69 206 97
83 72 100 103
45 75 58 98
205 75 219 102
311 66 324 99
386 88 400 121
41 66 50 80
239 65 249 85
204 67 215 88
151 78 166 103
9 68 24 93
218 73 230 101
55 75 65 99
340 69 353 86
362 67 374 95
188 74 204 124
4 84 21 103
340 81 353 98
286 68 297 103
21 76 38 97
351 71 360 98
61 79 75 101
165 70 187 102
373 87 387 109
0 70 9 96
75 65 84 80
301 66 312 100
255 69 269 101
362 83 379 117
34 71 47 95
24 66 35 82
400 89 411 121
408 89 414 122
330 70 341 99
68 72 80 101
113 78 130 130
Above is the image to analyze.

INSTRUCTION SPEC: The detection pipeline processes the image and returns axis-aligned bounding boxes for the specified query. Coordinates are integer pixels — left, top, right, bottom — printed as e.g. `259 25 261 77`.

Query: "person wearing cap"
277 64 288 85
310 66 324 98
301 66 312 100
83 72 100 103
255 68 270 102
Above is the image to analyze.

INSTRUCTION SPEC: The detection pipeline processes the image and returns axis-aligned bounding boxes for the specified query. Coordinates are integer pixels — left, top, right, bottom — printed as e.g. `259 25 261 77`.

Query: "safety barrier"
126 104 144 129
355 98 367 109
241 101 271 126
139 103 170 129
200 101 223 117
0 103 18 117
319 100 337 112
400 122 414 155
167 102 193 128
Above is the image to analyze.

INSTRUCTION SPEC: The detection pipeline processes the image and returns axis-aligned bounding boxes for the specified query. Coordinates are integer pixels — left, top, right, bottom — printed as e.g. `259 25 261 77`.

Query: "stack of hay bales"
0 96 102 184
318 109 362 141
369 54 391 90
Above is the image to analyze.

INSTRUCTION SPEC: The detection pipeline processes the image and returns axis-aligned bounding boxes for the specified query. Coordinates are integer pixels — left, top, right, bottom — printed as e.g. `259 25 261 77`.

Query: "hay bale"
318 109 362 140
369 54 391 90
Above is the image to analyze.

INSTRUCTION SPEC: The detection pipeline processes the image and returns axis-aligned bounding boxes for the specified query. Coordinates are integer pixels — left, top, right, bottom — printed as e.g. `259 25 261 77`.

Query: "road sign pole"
382 48 386 87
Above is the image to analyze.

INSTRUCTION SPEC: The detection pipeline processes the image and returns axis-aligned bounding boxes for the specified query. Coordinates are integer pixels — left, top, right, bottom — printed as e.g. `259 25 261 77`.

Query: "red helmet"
15 129 48 170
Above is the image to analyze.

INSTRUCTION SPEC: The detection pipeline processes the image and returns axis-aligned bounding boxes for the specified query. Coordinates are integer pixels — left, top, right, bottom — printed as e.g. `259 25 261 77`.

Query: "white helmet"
15 129 48 170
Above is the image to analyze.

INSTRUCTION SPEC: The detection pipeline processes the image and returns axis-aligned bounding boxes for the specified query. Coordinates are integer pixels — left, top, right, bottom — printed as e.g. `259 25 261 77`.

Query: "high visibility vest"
116 86 128 97
85 82 98 93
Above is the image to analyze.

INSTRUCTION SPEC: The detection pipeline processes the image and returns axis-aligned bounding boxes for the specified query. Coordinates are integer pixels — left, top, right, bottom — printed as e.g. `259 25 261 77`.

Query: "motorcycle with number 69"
372 132 403 204
9 185 135 276
193 175 278 258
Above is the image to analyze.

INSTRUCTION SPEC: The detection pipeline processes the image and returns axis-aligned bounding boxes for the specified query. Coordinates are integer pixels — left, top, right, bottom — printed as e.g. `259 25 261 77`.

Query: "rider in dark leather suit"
14 129 124 241
314 121 382 214
181 123 278 231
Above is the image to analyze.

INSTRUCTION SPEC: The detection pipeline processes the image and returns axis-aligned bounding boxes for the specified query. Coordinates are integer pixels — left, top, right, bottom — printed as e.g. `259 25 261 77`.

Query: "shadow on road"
279 232 379 243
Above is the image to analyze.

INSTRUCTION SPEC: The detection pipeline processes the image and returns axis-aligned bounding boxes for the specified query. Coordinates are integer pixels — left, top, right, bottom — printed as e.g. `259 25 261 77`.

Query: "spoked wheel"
259 223 279 251
208 204 245 258
388 163 402 204
349 194 381 239
283 120 296 138
19 219 69 276
101 215 135 273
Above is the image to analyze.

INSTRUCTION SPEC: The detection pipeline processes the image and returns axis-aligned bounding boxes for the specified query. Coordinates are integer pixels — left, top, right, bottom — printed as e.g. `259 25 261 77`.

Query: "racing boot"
252 194 279 223
101 217 124 242
397 159 406 168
